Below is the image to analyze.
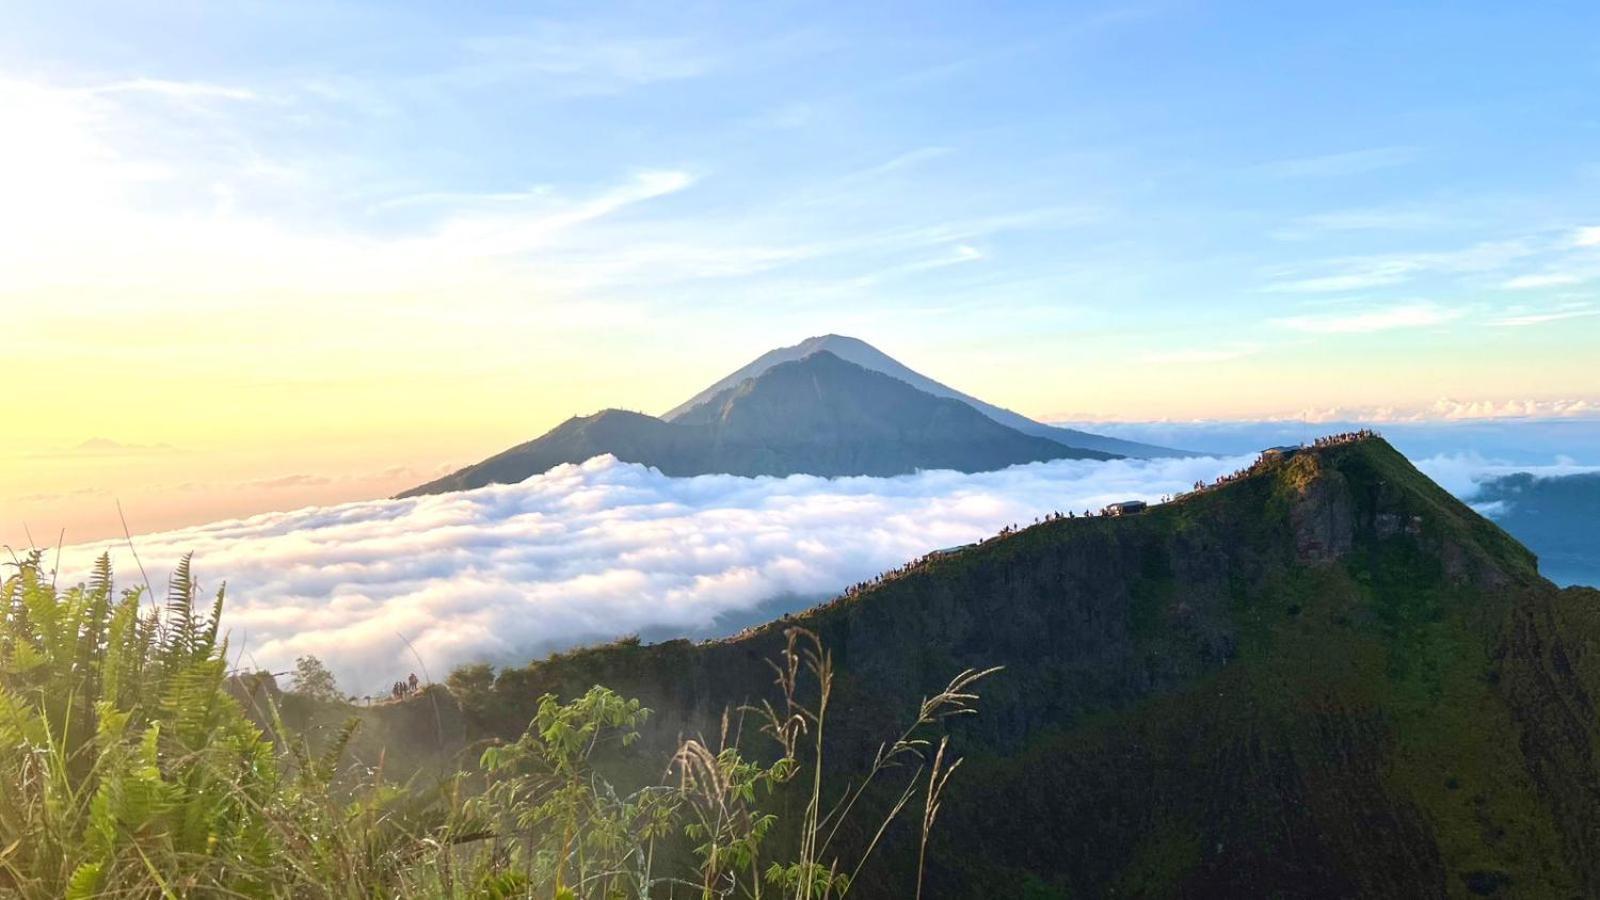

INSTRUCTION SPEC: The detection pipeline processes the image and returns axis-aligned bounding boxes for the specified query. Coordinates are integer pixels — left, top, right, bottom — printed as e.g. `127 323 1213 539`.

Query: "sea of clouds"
1411 454 1600 515
50 441 1599 693
55 454 1255 691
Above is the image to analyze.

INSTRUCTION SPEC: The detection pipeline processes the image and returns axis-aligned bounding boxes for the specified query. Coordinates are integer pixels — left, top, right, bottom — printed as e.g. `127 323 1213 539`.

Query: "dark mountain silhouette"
349 435 1600 896
399 351 1113 496
665 333 1194 458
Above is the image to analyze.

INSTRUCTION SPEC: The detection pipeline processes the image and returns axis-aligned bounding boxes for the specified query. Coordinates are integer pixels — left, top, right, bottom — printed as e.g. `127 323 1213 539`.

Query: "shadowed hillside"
367 436 1600 897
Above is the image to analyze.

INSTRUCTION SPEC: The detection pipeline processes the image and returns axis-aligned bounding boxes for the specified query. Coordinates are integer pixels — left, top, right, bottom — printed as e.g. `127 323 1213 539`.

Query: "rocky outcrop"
1289 459 1356 563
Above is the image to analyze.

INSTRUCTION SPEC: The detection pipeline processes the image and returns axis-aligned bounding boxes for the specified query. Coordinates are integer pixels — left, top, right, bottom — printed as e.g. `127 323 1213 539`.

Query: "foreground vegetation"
9 437 1596 896
0 552 993 898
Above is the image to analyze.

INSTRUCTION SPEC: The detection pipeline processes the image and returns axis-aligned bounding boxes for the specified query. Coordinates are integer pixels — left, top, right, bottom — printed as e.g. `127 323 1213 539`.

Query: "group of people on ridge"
389 673 421 701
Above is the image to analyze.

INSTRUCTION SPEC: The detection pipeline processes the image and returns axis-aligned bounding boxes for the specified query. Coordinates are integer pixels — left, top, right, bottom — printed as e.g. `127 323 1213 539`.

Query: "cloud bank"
56 454 1253 691
1411 454 1600 509
51 447 1594 692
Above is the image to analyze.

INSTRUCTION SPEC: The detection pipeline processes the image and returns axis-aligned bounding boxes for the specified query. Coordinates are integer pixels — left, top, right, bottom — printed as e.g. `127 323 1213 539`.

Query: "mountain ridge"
373 435 1600 896
399 350 1113 497
664 334 1194 458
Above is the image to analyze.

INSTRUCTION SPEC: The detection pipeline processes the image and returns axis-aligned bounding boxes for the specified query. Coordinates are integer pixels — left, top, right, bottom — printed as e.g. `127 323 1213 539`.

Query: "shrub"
0 553 994 898
290 654 347 703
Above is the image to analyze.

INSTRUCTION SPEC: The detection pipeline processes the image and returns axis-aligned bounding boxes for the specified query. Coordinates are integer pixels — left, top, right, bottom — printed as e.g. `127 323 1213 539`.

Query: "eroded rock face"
1290 465 1355 563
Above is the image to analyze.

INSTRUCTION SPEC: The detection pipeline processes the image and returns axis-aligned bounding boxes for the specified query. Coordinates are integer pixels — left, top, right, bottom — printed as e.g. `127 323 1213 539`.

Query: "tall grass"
0 553 994 898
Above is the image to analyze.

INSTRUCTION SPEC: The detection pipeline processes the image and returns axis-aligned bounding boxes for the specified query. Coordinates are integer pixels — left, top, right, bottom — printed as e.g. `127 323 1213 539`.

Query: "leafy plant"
0 553 994 898
472 686 681 898
289 654 347 704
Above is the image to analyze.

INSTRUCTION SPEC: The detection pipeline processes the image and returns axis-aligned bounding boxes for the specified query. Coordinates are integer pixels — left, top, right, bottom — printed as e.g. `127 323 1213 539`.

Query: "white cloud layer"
56 454 1254 692
1286 398 1600 423
1413 453 1600 506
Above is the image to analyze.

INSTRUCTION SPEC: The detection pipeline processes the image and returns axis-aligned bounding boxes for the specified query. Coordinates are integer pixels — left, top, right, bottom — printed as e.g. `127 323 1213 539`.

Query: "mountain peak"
400 349 1115 496
664 335 1194 458
795 333 874 351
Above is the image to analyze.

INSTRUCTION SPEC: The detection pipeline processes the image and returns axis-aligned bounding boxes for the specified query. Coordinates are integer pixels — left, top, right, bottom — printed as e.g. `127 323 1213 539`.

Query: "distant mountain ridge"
399 351 1112 496
665 334 1192 458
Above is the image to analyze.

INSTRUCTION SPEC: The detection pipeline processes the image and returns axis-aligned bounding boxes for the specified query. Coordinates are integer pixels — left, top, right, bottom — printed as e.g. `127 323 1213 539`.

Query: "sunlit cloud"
1291 398 1600 423
0 73 698 301
1491 304 1599 327
1056 397 1600 425
54 454 1255 689
1573 226 1600 248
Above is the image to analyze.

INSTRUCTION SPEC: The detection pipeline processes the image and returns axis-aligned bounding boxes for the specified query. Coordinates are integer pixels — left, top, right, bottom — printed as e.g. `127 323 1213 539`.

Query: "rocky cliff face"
388 438 1600 897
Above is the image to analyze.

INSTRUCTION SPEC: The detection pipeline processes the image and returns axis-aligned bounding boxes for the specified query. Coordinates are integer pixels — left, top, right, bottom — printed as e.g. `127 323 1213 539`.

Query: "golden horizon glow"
5 6 1600 546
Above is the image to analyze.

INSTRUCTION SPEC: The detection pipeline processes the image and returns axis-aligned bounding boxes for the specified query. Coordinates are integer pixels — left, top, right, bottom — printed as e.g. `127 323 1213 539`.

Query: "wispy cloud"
427 169 697 258
1138 345 1260 365
1264 264 1419 293
1273 301 1464 334
0 72 701 300
1263 146 1418 178
1263 240 1535 293
24 438 181 459
89 78 261 103
1501 272 1584 290
854 146 953 179
446 26 715 95
1574 226 1600 248
1491 304 1600 327
863 243 985 281
1280 207 1449 236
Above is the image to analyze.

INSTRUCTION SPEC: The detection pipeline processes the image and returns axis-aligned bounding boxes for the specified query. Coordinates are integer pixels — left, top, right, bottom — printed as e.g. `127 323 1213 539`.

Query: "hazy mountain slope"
672 349 1112 475
664 333 1193 458
1475 471 1600 587
433 437 1600 896
397 409 682 497
399 351 1111 496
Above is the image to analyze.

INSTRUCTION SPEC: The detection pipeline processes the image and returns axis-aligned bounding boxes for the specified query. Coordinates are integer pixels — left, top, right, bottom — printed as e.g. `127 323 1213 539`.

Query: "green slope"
363 437 1600 897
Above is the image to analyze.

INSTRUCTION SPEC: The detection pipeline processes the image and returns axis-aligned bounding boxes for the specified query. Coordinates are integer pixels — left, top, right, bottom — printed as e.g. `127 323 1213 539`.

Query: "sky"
5 1 1600 545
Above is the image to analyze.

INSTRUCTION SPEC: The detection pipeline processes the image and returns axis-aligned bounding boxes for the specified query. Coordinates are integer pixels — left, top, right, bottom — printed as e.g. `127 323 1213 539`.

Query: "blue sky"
6 2 1599 410
5 2 1600 546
